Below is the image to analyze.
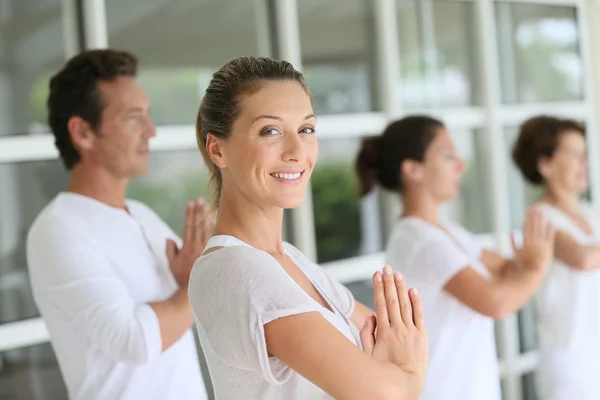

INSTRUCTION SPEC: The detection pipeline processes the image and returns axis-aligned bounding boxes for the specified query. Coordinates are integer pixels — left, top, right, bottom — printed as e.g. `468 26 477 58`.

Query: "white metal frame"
1 1 599 399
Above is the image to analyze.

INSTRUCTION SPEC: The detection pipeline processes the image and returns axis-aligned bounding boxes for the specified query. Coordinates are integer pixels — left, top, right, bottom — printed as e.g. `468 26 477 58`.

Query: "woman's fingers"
372 271 389 330
395 271 413 328
359 315 376 356
383 266 402 327
410 288 425 330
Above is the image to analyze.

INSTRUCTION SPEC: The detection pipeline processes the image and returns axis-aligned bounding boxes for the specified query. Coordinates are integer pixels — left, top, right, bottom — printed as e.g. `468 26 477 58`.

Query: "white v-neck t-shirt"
534 201 600 399
386 217 501 400
188 235 361 400
26 192 206 400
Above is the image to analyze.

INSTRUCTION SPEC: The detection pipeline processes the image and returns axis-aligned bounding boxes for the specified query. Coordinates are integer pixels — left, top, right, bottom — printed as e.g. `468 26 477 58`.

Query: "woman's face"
408 128 466 203
217 80 318 210
540 131 588 195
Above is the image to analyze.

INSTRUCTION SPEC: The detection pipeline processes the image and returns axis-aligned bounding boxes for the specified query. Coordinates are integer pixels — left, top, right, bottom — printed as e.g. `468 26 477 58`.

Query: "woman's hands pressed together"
360 265 429 393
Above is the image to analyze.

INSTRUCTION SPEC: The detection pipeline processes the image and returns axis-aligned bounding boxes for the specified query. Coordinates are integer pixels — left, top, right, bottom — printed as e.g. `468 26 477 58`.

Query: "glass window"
446 129 493 234
0 343 67 399
298 0 377 115
106 0 272 125
397 0 479 108
496 3 583 103
518 303 538 353
0 159 68 324
522 372 539 400
0 0 68 136
345 279 374 310
128 150 210 235
312 138 383 263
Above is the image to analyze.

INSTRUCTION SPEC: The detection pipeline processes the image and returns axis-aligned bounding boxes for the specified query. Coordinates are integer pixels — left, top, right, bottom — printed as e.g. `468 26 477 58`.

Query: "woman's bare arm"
264 269 427 400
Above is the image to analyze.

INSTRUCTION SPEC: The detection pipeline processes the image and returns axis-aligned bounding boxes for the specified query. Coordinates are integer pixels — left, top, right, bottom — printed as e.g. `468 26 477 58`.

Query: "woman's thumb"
360 315 376 356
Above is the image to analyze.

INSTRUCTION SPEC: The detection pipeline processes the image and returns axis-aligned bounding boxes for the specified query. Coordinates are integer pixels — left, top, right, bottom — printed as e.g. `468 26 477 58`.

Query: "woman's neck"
541 186 580 214
401 190 441 226
213 190 286 257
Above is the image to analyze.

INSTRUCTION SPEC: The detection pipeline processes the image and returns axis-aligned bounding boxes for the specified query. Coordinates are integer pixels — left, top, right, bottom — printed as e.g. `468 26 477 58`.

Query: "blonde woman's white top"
188 235 361 400
386 217 501 400
534 201 600 399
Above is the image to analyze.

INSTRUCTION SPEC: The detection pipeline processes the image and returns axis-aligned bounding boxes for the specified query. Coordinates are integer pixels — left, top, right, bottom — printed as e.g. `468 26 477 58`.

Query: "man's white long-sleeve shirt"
26 192 207 400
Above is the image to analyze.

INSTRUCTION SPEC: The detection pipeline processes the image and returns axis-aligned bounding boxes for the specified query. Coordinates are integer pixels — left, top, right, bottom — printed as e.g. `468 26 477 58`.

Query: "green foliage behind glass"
311 161 362 263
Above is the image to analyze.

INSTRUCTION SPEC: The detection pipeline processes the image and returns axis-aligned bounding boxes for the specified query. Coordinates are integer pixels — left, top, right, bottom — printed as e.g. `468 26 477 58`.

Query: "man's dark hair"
47 49 138 169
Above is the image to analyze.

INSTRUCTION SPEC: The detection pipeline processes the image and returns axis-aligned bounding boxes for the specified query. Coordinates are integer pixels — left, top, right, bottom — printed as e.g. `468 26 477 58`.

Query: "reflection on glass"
0 343 67 399
312 138 383 263
299 0 376 115
447 129 492 234
0 0 67 136
496 4 583 103
106 0 271 125
396 0 479 108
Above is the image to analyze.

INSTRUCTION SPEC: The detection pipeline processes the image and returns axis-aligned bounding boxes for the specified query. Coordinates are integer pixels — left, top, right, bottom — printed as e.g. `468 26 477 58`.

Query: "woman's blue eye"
261 128 279 136
300 127 315 135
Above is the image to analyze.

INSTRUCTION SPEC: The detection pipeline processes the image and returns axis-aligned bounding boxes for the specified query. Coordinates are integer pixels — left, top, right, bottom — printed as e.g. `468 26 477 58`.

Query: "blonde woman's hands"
360 266 429 389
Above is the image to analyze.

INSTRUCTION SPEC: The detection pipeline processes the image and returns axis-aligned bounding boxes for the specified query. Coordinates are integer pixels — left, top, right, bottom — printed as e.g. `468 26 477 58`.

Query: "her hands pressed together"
360 265 429 391
512 207 556 272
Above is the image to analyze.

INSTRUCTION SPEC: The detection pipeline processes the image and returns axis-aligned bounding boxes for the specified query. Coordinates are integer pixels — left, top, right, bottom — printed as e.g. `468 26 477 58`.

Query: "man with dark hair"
26 49 210 400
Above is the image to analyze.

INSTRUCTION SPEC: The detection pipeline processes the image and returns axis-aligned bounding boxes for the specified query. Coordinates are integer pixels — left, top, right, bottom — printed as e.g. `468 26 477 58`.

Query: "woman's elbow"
480 297 513 320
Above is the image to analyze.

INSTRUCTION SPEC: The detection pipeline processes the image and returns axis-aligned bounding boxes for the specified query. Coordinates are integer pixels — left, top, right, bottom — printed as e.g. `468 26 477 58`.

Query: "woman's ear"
206 133 227 169
538 156 551 181
401 159 425 185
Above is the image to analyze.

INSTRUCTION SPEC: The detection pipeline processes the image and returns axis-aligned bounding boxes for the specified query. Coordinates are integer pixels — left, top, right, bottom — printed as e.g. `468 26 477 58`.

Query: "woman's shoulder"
190 245 283 289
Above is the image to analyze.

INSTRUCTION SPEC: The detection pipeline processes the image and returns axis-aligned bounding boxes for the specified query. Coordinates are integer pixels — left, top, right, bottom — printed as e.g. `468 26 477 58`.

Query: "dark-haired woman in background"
512 115 599 399
356 115 555 400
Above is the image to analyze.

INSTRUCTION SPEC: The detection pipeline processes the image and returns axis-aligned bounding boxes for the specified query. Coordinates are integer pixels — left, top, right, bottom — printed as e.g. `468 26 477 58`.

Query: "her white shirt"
386 217 501 400
534 201 600 400
188 235 362 400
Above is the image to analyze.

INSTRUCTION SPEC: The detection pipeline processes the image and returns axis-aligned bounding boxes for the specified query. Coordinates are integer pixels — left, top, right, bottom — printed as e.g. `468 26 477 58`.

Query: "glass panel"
397 0 479 108
106 0 271 125
0 343 67 399
345 280 374 310
127 150 210 235
446 129 492 234
0 151 208 324
299 0 377 115
496 3 583 103
312 138 383 263
0 160 68 324
0 0 68 136
518 302 538 353
522 372 539 400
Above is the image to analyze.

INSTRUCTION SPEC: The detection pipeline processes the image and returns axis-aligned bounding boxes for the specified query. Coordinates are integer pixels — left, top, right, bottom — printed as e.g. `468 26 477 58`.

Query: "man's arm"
27 200 212 363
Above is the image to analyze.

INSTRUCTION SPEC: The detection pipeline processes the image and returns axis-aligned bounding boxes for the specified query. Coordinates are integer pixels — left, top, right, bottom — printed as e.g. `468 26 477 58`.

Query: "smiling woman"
187 56 429 400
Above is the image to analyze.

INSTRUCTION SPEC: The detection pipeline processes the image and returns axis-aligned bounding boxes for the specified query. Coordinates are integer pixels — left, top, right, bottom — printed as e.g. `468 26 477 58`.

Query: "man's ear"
67 116 95 152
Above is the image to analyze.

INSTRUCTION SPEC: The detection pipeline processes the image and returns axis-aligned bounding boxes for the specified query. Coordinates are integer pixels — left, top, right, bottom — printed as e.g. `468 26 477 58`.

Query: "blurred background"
2 0 600 399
